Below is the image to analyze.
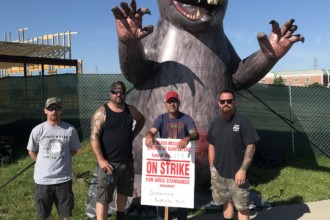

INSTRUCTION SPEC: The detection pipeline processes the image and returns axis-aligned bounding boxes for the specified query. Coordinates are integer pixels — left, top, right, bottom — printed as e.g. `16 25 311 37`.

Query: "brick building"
259 69 330 87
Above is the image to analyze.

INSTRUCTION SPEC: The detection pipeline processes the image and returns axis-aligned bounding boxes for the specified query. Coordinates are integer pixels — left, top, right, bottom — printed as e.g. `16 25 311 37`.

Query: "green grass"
249 156 330 206
0 141 329 219
0 141 97 220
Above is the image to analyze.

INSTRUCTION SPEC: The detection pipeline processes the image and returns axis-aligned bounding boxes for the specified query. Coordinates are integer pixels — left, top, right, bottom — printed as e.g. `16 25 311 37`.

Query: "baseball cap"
165 91 179 102
45 97 62 109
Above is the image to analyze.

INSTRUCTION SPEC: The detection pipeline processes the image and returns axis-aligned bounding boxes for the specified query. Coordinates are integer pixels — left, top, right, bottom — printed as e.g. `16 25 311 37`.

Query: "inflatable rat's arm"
233 19 304 90
112 0 154 85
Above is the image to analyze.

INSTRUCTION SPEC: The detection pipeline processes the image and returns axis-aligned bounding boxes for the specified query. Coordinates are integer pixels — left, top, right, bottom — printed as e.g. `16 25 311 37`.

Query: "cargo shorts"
210 166 250 210
96 159 134 205
34 180 74 219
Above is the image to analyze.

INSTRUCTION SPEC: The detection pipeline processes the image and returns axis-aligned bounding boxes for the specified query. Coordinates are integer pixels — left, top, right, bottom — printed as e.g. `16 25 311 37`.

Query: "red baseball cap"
165 91 179 102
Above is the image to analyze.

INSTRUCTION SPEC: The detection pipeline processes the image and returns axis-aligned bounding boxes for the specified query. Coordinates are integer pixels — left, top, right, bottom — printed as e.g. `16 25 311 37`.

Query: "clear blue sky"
1 0 329 73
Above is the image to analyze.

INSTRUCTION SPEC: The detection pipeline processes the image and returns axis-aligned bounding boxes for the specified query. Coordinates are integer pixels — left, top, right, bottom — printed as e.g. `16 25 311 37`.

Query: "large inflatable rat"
111 0 304 188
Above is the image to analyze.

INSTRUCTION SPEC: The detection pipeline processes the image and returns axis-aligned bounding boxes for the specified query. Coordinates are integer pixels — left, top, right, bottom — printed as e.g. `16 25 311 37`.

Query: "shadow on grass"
249 154 330 187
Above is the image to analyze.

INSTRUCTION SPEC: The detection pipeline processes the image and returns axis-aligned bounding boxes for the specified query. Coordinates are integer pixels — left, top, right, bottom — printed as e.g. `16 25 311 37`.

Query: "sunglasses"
219 99 234 105
110 89 125 95
46 106 62 111
166 99 179 104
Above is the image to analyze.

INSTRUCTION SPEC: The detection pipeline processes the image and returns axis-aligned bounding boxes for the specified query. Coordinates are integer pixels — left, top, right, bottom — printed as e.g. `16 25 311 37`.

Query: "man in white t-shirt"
27 97 80 220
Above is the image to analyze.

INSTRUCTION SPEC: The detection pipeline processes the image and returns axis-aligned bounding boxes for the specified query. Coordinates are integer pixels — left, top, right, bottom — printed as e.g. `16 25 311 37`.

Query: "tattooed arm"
235 143 256 186
177 128 199 149
90 105 113 174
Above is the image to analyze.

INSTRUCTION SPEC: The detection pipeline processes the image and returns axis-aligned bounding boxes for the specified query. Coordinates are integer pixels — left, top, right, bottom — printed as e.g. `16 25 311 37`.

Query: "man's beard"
221 107 234 119
50 115 58 121
113 97 124 104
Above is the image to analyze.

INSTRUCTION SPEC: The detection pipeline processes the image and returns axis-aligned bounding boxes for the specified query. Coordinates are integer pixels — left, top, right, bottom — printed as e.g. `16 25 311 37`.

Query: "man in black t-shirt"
207 89 260 220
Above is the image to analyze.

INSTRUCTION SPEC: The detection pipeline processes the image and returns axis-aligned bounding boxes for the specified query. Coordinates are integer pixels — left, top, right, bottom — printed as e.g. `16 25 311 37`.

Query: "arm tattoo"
240 144 256 171
188 129 199 141
90 107 105 141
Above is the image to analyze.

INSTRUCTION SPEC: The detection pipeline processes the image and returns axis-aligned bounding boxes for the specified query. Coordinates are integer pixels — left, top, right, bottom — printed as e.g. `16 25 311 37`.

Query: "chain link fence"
291 86 330 156
1 74 329 161
236 84 330 159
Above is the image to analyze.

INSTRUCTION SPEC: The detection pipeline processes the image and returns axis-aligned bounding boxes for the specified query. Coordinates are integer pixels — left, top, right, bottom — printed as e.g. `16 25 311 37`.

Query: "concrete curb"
187 199 330 220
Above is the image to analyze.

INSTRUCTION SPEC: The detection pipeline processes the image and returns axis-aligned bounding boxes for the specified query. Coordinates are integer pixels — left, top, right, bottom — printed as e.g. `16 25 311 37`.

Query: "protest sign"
141 138 195 208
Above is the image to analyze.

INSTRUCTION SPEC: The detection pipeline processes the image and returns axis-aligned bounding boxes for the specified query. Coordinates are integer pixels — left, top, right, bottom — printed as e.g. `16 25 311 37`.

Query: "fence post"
288 85 295 155
39 71 44 122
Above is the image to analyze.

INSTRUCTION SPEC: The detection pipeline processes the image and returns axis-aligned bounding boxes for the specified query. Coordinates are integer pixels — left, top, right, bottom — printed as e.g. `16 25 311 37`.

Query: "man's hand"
235 169 247 186
99 159 114 174
257 19 304 60
177 137 190 149
145 135 154 148
111 0 154 43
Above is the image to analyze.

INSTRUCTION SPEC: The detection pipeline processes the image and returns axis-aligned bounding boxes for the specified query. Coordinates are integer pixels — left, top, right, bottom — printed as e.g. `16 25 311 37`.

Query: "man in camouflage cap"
27 96 80 219
44 97 63 109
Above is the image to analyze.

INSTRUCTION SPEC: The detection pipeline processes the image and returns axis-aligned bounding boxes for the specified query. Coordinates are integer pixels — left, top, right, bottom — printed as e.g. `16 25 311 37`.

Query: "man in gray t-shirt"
27 97 80 220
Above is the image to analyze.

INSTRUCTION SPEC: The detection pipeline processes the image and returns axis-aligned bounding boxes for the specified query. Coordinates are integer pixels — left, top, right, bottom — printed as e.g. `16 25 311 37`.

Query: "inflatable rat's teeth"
174 0 222 21
196 8 201 18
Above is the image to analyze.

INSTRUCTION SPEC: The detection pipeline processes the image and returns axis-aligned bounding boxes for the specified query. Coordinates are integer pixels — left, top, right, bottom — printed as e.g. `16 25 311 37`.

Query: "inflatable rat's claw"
145 8 151 15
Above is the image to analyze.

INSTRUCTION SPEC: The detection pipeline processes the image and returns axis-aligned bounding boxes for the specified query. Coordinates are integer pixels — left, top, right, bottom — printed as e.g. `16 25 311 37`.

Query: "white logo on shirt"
50 140 62 154
43 139 64 160
233 124 240 132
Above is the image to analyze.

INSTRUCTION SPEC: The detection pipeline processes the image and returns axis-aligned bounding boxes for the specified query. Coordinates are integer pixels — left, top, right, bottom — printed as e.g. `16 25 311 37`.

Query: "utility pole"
313 57 318 70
